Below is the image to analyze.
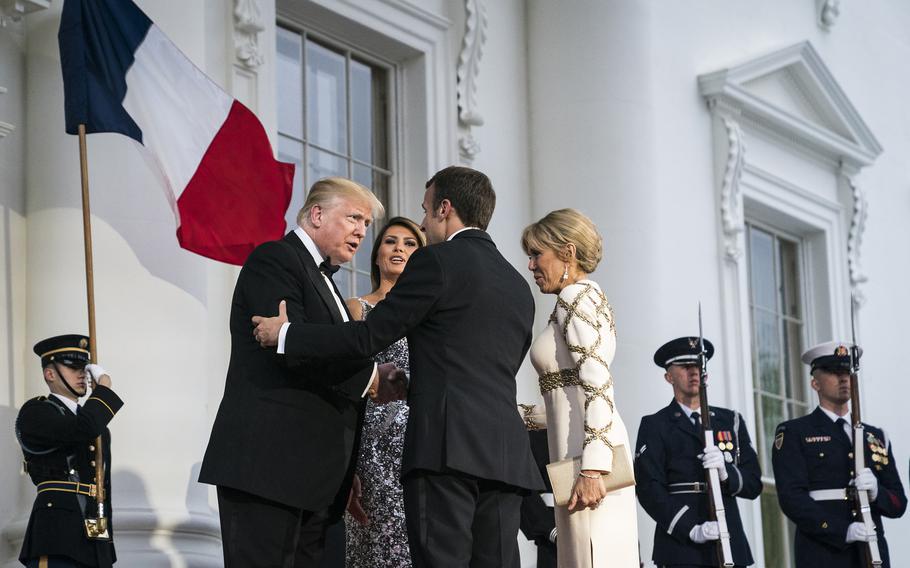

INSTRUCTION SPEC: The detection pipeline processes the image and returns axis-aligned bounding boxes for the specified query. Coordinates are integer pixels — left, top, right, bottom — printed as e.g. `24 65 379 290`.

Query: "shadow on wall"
30 132 210 305
166 462 223 567
111 469 169 566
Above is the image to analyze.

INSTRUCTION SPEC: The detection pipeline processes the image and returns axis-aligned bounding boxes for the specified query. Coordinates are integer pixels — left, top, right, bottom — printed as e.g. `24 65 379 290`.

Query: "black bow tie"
319 259 340 277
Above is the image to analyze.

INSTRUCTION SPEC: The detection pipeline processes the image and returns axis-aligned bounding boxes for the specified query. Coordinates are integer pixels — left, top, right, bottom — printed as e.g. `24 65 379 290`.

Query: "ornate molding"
720 117 746 261
816 0 841 31
233 0 265 70
0 0 48 30
845 173 868 305
456 0 487 163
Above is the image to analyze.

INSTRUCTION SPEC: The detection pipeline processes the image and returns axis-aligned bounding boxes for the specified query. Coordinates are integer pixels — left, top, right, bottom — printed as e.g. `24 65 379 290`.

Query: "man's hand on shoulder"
252 300 287 347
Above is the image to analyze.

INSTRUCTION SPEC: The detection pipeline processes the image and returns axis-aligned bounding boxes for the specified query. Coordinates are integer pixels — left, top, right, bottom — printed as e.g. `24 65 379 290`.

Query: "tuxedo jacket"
285 229 544 491
772 407 907 568
199 232 374 515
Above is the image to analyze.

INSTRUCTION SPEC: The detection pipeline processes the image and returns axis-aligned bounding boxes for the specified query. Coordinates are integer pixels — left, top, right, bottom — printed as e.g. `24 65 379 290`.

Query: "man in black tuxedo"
199 177 403 568
254 166 544 568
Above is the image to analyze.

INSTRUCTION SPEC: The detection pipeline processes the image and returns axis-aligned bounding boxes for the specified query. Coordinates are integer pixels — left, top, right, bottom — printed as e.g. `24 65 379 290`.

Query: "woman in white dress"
520 208 639 568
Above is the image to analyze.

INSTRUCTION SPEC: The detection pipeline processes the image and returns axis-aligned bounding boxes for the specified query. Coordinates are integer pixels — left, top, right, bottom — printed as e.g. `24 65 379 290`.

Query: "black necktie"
691 411 701 429
319 259 339 279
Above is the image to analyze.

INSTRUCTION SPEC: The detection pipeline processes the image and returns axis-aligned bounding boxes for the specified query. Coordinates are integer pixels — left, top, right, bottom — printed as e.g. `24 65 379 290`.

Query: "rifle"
698 303 734 567
849 294 882 566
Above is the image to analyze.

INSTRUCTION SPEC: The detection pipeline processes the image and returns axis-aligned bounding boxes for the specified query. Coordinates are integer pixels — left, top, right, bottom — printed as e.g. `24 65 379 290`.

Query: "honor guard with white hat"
15 334 124 568
772 340 907 567
635 337 762 567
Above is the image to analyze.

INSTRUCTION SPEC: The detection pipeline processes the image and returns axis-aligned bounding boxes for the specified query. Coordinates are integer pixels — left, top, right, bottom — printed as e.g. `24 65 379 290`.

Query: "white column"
2 2 237 566
526 1 663 564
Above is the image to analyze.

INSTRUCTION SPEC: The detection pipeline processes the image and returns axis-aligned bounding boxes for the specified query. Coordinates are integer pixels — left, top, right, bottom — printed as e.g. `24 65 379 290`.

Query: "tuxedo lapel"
283 233 343 324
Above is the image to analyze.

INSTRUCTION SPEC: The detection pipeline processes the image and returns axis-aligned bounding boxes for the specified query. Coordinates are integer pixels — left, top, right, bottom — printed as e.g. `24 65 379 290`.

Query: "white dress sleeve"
554 282 617 472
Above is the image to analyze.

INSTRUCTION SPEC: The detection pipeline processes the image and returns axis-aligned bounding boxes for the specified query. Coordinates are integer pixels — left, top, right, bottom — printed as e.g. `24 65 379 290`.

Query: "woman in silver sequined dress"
343 216 425 567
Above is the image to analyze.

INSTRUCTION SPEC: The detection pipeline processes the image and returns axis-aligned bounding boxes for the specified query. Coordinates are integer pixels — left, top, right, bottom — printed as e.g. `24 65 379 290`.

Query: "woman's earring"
561 264 569 282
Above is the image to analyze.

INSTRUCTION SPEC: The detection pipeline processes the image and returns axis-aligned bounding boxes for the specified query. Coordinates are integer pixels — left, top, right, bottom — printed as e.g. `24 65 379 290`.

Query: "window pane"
761 395 784 468
307 148 347 182
784 320 806 402
277 28 303 139
788 401 803 421
306 40 347 153
278 135 304 231
351 60 388 167
351 60 373 164
353 162 372 189
754 310 782 395
761 489 790 568
779 238 801 318
336 267 353 300
749 227 776 310
355 223 375 276
356 270 372 297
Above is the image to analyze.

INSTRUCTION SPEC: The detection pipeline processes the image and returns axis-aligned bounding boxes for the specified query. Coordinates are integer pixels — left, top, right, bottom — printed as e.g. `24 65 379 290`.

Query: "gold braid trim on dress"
539 368 582 393
584 424 615 450
518 403 544 431
547 283 620 448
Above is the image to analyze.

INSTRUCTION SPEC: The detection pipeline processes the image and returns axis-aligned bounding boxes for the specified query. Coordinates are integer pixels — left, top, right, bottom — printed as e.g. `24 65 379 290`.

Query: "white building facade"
1 1 908 566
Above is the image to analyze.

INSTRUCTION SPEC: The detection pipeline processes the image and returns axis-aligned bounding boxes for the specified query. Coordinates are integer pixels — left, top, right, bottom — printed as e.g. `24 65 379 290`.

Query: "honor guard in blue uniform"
772 341 906 567
16 335 124 567
635 337 762 568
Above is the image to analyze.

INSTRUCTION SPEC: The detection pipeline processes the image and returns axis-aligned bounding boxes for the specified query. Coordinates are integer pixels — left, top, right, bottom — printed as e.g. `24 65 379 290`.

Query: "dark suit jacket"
17 387 123 567
772 407 907 568
285 230 544 491
634 400 762 566
199 232 374 515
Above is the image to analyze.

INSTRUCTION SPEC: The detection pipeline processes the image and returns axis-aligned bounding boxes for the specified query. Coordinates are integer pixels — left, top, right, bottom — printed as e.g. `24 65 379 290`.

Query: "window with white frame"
276 25 394 298
746 221 811 568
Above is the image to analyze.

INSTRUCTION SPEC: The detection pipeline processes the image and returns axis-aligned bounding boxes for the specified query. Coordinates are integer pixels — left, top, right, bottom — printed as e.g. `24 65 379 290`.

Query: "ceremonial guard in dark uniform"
772 341 906 567
635 337 762 568
16 335 123 568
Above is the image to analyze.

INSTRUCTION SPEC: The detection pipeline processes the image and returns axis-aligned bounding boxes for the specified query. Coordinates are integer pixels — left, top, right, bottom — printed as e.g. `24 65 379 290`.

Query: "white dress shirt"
678 401 699 426
51 393 80 414
276 227 375 397
447 227 481 241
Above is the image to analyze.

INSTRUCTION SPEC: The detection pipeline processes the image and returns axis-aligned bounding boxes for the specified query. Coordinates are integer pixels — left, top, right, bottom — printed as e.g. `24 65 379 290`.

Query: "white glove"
85 364 109 381
852 468 879 501
701 445 729 481
845 521 876 543
689 521 720 543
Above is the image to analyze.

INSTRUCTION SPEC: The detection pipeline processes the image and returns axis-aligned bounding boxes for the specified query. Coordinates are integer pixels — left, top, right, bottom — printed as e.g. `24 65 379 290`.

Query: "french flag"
58 0 293 265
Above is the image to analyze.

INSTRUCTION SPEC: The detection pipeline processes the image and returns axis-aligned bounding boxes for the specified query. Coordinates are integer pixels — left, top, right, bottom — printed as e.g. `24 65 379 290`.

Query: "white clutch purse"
546 444 636 506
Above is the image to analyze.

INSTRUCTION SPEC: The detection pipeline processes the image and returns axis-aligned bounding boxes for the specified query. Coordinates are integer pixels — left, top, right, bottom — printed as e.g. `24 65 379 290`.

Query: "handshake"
371 362 409 404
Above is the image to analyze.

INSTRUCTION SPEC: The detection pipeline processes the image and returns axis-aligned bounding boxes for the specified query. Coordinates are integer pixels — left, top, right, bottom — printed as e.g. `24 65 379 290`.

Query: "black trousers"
403 469 522 568
217 486 332 568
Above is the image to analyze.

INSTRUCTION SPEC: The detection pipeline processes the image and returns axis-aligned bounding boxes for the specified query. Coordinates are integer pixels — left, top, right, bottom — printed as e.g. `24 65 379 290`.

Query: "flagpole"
77 123 109 539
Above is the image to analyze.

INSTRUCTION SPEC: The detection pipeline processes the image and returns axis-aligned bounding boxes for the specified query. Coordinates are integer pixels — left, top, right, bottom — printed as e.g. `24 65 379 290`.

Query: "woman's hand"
567 470 607 512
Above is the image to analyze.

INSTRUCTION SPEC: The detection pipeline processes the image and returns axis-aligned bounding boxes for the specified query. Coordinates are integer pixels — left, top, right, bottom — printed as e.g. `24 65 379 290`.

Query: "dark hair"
370 217 426 289
425 166 496 230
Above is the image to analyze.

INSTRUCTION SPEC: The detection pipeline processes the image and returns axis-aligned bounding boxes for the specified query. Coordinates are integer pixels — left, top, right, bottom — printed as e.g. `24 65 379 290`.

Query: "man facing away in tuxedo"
253 166 545 568
199 177 405 568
